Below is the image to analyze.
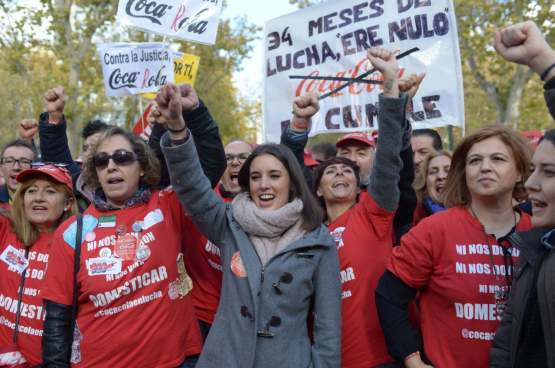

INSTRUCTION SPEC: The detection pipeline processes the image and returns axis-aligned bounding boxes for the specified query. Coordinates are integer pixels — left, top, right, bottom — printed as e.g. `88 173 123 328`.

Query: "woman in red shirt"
40 127 205 368
412 150 452 226
0 164 77 367
310 47 412 368
376 125 534 368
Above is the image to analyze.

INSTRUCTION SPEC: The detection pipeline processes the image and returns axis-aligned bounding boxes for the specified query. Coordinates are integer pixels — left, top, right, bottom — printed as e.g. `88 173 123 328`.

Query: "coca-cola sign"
98 42 174 97
116 0 223 46
262 0 465 142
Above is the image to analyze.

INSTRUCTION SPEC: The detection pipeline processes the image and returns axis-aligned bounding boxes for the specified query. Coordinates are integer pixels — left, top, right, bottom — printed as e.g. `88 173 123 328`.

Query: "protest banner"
262 0 465 142
99 42 174 97
116 0 222 45
141 51 200 99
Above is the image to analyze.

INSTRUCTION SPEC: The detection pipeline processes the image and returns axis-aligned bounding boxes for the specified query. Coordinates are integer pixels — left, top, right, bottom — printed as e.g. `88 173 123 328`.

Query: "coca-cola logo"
125 0 172 25
109 68 140 90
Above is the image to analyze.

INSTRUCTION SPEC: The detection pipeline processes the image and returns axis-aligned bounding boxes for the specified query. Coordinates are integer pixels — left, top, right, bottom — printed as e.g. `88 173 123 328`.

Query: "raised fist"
399 73 426 101
19 119 38 142
293 92 320 127
43 86 66 122
155 82 185 133
367 47 399 76
147 101 167 127
177 83 200 112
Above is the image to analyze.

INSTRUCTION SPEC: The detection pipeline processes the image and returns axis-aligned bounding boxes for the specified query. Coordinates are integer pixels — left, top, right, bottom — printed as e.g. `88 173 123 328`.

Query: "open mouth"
332 181 348 188
531 199 547 214
108 177 124 185
259 194 275 206
230 172 239 185
436 184 444 193
32 206 48 211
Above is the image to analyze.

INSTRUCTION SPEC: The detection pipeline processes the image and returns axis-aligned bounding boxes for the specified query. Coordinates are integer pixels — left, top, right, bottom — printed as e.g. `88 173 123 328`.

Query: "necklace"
469 207 517 318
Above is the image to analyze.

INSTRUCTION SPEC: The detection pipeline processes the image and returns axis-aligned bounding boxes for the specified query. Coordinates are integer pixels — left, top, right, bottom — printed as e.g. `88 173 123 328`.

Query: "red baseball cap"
522 131 543 149
17 164 73 191
371 130 379 141
336 132 375 148
304 148 319 168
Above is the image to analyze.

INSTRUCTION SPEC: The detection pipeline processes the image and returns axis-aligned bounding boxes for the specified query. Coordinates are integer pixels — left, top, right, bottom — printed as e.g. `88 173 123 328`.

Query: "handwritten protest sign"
116 0 222 45
141 51 200 99
262 0 465 142
98 42 174 97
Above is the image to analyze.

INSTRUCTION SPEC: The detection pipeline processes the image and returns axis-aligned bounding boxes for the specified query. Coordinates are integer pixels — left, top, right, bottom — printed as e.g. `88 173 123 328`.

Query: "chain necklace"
468 207 517 318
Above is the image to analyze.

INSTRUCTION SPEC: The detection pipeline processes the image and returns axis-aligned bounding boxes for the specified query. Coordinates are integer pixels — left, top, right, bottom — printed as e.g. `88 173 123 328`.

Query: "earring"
64 208 68 212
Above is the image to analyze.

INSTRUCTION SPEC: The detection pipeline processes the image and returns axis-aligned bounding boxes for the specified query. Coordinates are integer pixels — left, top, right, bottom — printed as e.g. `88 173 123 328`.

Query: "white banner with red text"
262 0 465 142
116 0 222 45
98 42 174 97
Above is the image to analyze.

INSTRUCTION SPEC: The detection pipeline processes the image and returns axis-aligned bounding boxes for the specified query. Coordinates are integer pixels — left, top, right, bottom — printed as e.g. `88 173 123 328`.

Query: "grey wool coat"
161 135 342 368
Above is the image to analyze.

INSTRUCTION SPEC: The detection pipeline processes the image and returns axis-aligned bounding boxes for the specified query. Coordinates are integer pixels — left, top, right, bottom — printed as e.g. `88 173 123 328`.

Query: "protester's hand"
43 86 66 122
177 83 200 112
155 83 185 133
399 73 426 101
292 92 319 128
367 47 399 76
19 119 38 142
494 21 555 79
147 101 167 128
404 354 434 368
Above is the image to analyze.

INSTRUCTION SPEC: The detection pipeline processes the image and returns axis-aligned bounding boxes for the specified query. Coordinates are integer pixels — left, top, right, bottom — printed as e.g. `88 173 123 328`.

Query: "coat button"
226 205 231 210
236 226 240 230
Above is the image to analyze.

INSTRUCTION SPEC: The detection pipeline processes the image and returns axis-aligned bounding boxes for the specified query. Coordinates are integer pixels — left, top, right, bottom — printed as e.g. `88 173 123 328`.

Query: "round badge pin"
132 222 142 232
117 224 128 235
99 247 112 258
84 232 96 242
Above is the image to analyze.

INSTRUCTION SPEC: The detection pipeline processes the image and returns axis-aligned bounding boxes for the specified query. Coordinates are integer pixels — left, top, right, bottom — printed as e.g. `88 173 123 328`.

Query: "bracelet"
404 351 420 362
541 62 555 81
168 133 189 145
47 120 61 125
167 124 187 133
290 120 308 130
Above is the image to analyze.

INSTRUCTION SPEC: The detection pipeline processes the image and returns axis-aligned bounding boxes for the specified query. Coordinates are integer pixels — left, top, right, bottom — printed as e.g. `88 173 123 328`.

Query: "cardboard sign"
98 42 174 97
262 0 465 142
141 51 200 99
116 0 223 45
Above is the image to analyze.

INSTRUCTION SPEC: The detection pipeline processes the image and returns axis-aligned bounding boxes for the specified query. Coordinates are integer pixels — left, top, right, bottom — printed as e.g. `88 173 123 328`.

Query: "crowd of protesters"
0 19 555 368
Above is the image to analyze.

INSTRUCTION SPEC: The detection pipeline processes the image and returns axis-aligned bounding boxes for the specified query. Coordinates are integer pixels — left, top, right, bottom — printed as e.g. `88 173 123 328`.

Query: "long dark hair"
540 129 555 147
237 144 323 232
313 157 361 213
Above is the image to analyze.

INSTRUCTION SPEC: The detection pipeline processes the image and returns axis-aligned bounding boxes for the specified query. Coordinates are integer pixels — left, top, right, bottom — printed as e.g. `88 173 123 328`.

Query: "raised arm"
157 83 230 246
39 86 81 173
280 92 319 190
493 20 555 120
367 47 409 212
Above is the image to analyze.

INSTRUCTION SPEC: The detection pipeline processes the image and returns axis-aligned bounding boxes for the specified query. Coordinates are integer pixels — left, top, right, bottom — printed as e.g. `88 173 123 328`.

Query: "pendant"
494 289 509 317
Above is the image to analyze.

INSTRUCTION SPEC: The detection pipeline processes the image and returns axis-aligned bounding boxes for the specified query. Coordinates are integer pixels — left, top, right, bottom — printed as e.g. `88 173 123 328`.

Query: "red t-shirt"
184 184 230 324
41 189 202 368
387 207 533 368
328 193 396 368
0 217 51 366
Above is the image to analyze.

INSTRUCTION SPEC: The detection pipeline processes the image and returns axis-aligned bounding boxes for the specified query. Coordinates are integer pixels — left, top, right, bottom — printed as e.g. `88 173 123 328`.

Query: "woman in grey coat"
156 82 342 368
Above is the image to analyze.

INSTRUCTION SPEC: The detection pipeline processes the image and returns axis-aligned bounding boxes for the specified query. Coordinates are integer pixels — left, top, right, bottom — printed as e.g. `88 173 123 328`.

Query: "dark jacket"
489 227 554 367
544 76 555 121
161 132 342 368
38 112 82 174
0 184 10 206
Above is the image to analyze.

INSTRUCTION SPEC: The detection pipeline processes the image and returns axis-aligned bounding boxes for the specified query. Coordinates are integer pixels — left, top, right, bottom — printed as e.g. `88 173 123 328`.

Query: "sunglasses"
92 151 139 168
226 152 250 165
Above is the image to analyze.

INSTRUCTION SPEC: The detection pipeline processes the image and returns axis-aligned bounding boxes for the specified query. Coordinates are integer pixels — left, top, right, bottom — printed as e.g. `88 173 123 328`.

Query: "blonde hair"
11 176 77 246
442 125 533 208
413 149 453 202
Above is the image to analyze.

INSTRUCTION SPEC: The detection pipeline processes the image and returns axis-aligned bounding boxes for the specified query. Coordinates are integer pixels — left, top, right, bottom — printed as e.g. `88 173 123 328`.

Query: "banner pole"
139 96 145 137
159 35 167 90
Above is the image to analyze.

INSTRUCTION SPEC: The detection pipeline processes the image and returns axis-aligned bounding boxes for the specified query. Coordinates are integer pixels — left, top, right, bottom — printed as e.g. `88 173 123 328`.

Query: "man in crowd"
411 128 443 175
310 141 337 163
0 139 38 210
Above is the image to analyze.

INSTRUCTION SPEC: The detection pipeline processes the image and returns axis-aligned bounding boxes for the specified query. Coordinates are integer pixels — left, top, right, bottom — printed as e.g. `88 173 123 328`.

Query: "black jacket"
489 227 554 367
38 112 82 175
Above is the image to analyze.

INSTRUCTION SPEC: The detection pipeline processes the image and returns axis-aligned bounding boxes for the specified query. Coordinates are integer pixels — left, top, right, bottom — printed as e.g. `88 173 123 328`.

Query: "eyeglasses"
226 152 250 165
92 151 139 168
1 157 33 169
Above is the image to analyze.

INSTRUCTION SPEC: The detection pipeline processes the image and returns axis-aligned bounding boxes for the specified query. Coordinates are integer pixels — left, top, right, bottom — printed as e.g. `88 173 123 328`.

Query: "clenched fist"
155 82 186 134
147 101 167 128
19 119 38 142
43 86 66 122
292 92 320 127
399 73 426 101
